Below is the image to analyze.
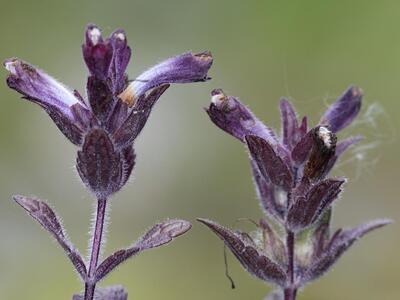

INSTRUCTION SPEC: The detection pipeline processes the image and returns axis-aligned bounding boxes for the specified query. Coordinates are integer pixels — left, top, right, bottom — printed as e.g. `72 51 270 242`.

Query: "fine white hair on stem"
86 201 111 264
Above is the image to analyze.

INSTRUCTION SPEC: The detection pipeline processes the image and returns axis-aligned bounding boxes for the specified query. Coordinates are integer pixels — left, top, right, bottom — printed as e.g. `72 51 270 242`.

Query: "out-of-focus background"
0 0 399 299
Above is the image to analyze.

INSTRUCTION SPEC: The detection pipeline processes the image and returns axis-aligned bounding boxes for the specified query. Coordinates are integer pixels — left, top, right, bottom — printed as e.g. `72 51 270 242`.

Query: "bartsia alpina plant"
5 24 212 300
198 87 391 300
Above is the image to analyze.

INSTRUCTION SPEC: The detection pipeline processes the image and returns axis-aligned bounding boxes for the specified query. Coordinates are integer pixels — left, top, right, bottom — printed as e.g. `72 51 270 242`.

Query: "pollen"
89 27 101 45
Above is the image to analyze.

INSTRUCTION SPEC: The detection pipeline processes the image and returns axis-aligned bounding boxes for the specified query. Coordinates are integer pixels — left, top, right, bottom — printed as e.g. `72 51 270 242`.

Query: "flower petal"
5 58 82 116
197 218 287 286
108 29 131 94
119 51 212 106
82 24 113 80
4 58 90 145
320 86 362 133
207 89 277 144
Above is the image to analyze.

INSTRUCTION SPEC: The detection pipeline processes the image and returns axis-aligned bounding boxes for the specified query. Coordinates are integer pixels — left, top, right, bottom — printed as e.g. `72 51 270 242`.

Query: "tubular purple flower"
320 86 362 133
7 24 212 300
206 89 277 144
4 58 91 145
4 58 85 119
82 25 113 80
119 51 213 107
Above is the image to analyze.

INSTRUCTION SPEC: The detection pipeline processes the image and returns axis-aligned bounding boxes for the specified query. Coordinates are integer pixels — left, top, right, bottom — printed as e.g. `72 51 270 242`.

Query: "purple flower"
199 87 390 299
6 24 211 300
5 24 212 198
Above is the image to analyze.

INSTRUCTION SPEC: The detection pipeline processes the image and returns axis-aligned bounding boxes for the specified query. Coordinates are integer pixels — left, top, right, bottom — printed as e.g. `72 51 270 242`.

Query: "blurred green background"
0 0 399 299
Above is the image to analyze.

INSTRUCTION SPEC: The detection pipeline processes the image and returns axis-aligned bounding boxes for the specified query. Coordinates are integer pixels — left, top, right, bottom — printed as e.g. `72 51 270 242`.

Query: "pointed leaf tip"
197 218 287 286
137 219 192 250
95 219 191 283
303 218 391 284
13 195 87 279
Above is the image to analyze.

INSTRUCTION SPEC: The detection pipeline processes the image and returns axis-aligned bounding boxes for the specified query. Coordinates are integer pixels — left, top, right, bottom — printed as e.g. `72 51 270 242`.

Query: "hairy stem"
84 198 107 300
284 230 297 300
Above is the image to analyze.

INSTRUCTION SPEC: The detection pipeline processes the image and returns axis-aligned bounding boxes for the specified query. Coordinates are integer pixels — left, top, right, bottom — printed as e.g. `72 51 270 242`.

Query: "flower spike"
201 86 390 299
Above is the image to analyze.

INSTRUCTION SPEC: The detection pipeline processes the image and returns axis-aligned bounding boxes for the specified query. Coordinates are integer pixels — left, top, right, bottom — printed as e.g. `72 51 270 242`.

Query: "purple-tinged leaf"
287 179 344 232
206 89 277 144
76 128 122 197
250 161 285 221
82 24 113 80
197 218 287 286
119 51 212 107
72 285 127 300
108 29 131 95
95 220 191 282
95 247 140 283
246 135 293 191
136 219 192 250
112 84 170 148
302 219 391 284
13 195 87 280
320 86 362 133
280 98 299 149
